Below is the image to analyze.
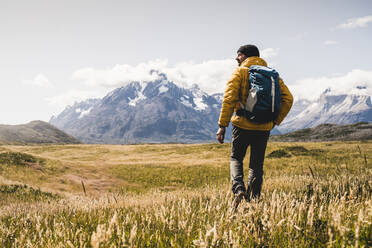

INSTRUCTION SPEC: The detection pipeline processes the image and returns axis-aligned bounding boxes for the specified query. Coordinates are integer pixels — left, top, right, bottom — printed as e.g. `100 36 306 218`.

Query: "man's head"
236 44 260 65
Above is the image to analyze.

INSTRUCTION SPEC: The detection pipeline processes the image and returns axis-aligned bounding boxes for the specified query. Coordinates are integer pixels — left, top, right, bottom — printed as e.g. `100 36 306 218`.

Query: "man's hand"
216 127 226 144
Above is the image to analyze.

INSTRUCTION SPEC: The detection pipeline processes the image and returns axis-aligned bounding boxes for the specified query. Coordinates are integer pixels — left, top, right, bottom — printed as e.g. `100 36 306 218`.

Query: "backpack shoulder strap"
238 67 250 110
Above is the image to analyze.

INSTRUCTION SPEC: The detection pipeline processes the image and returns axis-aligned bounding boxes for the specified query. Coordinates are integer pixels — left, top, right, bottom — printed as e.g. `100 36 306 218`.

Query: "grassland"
0 141 371 247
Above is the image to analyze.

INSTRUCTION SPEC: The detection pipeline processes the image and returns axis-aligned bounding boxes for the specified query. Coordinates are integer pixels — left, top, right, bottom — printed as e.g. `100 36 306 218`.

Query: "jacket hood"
240 56 267 68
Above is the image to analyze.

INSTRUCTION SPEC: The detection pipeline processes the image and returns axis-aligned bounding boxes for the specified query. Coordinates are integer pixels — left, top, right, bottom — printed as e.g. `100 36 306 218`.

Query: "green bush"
267 149 291 158
0 152 43 167
0 184 59 203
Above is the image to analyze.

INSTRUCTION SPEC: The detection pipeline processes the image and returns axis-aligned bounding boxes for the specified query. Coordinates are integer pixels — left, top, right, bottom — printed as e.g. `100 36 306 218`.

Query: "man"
216 44 293 209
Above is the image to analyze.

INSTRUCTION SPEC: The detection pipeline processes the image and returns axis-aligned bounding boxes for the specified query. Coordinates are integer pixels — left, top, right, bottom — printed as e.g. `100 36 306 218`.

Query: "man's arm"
216 68 241 143
218 68 241 127
275 78 293 125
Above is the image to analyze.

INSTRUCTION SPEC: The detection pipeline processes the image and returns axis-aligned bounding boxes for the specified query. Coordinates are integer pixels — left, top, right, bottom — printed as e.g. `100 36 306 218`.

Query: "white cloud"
23 73 52 87
71 59 167 88
164 59 235 93
337 15 372 29
46 89 103 111
70 49 280 96
324 40 339 45
261 48 279 59
291 69 372 101
71 59 236 94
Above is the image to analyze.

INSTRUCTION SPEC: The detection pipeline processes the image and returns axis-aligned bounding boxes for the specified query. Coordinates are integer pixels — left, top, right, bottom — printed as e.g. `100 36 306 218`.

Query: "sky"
1 0 372 124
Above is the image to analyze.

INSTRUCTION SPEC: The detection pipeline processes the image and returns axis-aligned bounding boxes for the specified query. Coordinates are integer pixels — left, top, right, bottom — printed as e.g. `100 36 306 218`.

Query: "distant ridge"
271 122 372 142
0 120 81 144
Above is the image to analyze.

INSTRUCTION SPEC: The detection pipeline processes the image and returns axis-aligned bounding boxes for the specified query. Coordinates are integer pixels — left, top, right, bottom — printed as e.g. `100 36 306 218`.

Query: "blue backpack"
236 65 281 123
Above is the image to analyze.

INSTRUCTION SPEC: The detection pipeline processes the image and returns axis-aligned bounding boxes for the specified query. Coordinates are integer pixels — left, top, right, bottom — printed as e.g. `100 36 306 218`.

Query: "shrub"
0 152 42 167
267 149 291 158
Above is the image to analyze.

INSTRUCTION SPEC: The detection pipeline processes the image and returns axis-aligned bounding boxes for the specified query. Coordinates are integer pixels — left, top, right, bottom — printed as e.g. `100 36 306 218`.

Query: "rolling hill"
0 120 81 144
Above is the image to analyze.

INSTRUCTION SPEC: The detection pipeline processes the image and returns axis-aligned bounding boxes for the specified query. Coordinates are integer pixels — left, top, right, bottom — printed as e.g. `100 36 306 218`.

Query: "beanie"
237 45 260 57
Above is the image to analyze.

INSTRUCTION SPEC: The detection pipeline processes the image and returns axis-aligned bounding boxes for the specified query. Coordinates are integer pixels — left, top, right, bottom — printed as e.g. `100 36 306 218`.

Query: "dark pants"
230 126 270 199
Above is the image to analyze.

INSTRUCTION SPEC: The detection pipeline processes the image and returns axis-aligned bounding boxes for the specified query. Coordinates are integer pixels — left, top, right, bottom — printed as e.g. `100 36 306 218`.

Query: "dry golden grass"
0 143 232 194
0 141 371 247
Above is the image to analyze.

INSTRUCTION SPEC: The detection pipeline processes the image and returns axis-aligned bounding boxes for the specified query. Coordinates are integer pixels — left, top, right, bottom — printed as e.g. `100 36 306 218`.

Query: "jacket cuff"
218 123 228 128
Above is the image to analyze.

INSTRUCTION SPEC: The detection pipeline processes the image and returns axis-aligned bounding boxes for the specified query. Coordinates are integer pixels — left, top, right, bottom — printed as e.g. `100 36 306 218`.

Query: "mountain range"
278 86 372 133
50 72 231 144
50 72 372 144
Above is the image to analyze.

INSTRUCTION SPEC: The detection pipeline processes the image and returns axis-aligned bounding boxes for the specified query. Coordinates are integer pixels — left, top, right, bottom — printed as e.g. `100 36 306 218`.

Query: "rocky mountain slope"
278 87 372 133
0 120 81 144
50 73 230 144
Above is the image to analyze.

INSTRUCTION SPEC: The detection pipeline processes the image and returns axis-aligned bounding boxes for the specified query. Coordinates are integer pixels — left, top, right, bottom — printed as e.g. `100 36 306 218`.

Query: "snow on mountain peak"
193 97 208 111
128 83 147 106
188 84 208 111
180 96 193 108
135 81 147 91
158 85 169 94
75 107 93 119
321 84 370 97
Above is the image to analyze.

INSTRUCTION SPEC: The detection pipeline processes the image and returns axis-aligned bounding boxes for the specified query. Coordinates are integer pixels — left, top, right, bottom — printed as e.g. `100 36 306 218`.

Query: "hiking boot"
232 190 245 211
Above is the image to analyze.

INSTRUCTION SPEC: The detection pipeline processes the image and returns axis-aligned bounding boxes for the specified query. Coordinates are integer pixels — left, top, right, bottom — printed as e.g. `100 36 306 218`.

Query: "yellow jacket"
218 57 293 130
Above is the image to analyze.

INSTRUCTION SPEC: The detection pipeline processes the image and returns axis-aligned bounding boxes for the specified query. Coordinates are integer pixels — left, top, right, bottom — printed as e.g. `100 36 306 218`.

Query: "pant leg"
230 126 250 194
246 130 270 200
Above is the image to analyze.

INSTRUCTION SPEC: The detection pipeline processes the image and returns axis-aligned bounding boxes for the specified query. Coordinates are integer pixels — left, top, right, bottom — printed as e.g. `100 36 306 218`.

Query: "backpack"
236 65 281 123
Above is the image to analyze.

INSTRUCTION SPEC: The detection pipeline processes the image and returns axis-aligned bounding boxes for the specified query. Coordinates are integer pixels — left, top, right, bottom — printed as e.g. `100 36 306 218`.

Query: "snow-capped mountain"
49 98 100 128
50 72 372 143
50 72 228 144
284 99 312 120
278 86 372 133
